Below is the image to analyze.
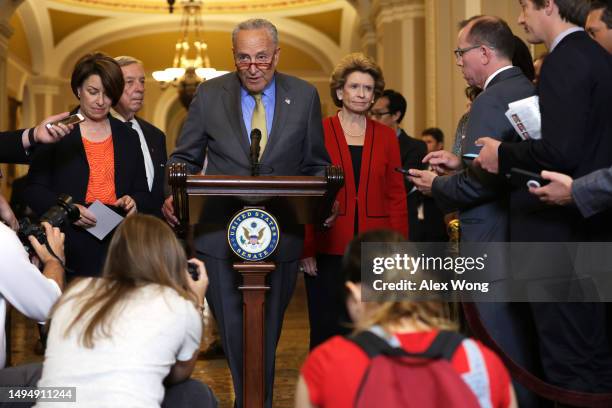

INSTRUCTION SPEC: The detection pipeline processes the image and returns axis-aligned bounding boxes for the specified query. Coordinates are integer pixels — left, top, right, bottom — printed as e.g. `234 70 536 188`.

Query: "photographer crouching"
0 108 72 393
0 217 65 386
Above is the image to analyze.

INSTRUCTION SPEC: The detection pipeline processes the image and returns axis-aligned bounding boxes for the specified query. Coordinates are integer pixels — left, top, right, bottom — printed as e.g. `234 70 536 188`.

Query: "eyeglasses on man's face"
234 52 276 71
453 44 482 59
369 110 391 118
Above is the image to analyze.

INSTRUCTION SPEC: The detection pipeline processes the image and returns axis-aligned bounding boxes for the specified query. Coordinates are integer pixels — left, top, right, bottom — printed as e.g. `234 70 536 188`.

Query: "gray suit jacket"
573 167 612 218
168 72 330 260
431 67 536 243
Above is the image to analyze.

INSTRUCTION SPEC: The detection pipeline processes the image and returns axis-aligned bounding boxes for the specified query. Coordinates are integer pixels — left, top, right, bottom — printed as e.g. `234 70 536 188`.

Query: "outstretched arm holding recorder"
0 112 76 164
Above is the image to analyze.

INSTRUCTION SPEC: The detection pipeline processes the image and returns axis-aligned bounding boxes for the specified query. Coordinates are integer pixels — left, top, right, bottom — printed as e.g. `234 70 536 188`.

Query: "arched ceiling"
8 13 31 67
93 31 324 75
8 0 357 77
51 0 339 14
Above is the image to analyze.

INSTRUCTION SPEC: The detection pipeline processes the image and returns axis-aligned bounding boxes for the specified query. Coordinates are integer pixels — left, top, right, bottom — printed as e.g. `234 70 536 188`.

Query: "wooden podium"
168 163 343 408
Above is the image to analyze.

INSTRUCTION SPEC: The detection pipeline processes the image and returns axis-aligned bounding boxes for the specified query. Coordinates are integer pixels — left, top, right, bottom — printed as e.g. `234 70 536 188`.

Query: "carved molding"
27 76 65 95
424 0 437 127
374 2 425 29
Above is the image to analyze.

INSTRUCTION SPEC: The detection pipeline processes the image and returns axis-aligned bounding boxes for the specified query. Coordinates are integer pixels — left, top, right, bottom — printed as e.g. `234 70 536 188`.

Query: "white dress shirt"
129 118 155 192
0 223 61 368
483 65 514 90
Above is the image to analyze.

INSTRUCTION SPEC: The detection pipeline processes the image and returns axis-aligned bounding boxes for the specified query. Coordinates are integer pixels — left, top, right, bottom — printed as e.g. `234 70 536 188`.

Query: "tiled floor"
8 274 311 407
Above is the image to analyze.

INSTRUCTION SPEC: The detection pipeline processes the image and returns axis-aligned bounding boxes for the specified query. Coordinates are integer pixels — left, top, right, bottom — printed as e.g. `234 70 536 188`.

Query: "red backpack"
349 329 489 408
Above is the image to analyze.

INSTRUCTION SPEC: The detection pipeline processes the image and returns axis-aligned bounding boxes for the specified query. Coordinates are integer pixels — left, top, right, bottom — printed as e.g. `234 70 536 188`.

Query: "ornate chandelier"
152 0 227 107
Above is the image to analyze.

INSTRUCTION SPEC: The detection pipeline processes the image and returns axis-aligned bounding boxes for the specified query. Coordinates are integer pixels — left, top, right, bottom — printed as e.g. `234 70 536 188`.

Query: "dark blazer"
494 32 612 397
498 31 612 241
135 117 167 218
432 68 539 407
396 129 432 242
25 115 149 277
168 72 331 261
303 116 408 256
397 128 427 191
432 67 536 244
0 130 28 164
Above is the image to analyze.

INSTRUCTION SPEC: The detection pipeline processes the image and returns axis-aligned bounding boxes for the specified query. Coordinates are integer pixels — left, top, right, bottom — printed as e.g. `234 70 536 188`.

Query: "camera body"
18 194 80 247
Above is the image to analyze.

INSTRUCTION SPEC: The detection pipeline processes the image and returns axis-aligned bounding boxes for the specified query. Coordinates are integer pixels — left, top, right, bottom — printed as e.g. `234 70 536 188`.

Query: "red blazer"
304 115 408 256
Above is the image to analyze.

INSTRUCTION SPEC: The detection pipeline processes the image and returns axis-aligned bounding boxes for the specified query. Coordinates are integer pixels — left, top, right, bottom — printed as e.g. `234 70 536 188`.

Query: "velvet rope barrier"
462 302 612 408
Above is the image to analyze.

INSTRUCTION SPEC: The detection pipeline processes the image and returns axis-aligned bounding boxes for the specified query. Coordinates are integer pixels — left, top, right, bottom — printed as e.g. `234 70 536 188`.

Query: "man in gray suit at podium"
163 18 330 407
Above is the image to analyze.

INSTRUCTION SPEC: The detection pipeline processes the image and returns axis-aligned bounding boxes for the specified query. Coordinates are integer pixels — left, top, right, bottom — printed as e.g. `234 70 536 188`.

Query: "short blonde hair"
329 53 385 108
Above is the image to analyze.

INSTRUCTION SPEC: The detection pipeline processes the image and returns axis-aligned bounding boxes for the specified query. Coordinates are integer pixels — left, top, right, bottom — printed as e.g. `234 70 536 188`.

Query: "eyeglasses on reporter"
453 44 485 59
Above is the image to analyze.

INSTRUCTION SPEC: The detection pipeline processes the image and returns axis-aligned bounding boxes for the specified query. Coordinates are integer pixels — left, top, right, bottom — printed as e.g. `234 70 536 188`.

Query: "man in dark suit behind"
370 89 427 241
113 56 167 218
586 0 612 53
162 19 330 407
418 127 449 242
475 0 612 394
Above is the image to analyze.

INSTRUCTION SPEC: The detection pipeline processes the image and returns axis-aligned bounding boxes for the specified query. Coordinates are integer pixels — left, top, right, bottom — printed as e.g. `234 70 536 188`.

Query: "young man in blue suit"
476 0 612 395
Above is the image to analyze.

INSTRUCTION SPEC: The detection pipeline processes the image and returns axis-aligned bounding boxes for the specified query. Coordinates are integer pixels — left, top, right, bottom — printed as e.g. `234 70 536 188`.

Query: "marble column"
371 0 426 137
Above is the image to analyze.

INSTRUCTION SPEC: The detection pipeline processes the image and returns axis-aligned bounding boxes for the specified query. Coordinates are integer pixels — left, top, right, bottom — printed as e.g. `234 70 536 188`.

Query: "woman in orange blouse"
26 53 149 277
301 53 408 349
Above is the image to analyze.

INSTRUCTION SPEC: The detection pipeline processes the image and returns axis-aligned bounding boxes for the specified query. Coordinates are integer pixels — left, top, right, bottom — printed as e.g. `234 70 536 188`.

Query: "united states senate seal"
227 209 280 261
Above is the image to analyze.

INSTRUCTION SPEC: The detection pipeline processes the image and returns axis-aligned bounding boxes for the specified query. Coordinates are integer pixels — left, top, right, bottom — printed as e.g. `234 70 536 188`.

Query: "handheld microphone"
250 128 262 176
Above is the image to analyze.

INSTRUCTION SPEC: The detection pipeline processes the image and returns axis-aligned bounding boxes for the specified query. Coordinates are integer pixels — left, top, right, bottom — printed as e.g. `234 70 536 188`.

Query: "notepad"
85 200 124 240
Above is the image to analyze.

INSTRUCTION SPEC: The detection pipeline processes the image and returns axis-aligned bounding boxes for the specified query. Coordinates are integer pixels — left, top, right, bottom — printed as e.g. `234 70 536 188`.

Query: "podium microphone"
250 128 262 176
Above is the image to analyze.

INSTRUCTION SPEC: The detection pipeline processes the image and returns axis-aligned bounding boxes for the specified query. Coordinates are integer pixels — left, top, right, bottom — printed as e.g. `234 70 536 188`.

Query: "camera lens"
18 194 80 248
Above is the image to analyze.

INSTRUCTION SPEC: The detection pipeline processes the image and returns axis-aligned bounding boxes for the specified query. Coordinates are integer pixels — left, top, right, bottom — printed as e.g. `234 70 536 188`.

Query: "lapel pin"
285 98 291 105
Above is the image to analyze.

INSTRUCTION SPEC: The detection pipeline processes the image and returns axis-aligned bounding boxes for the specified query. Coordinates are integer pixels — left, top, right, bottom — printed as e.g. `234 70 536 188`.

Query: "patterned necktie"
251 93 268 159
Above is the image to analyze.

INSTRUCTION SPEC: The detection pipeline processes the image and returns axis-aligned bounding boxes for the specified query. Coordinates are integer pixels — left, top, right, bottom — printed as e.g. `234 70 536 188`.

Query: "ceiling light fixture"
152 0 228 107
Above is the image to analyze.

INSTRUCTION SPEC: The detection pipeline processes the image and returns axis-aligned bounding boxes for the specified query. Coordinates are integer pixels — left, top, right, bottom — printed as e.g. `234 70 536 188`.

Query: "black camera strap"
43 241 74 274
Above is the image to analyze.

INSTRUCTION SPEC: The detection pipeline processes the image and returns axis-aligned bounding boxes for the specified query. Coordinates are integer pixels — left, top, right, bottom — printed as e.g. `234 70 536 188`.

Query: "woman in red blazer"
301 53 407 349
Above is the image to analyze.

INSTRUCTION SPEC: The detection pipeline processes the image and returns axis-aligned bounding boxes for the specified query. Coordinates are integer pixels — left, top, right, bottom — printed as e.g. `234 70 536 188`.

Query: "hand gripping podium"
168 163 344 408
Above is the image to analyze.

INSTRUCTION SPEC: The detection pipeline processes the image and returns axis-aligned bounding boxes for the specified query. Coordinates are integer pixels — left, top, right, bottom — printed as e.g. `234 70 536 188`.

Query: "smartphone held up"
45 113 85 130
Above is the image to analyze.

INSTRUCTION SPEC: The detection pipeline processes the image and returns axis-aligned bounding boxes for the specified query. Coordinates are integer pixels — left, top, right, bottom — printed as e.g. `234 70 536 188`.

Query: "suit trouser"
200 253 298 408
304 254 351 350
531 302 612 393
475 302 541 408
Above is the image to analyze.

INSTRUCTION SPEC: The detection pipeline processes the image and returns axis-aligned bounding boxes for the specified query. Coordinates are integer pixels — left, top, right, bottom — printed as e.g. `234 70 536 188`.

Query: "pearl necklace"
339 112 366 138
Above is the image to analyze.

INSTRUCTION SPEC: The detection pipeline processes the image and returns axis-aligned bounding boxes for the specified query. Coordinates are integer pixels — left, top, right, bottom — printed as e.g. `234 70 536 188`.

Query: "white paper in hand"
505 95 542 140
86 200 124 240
